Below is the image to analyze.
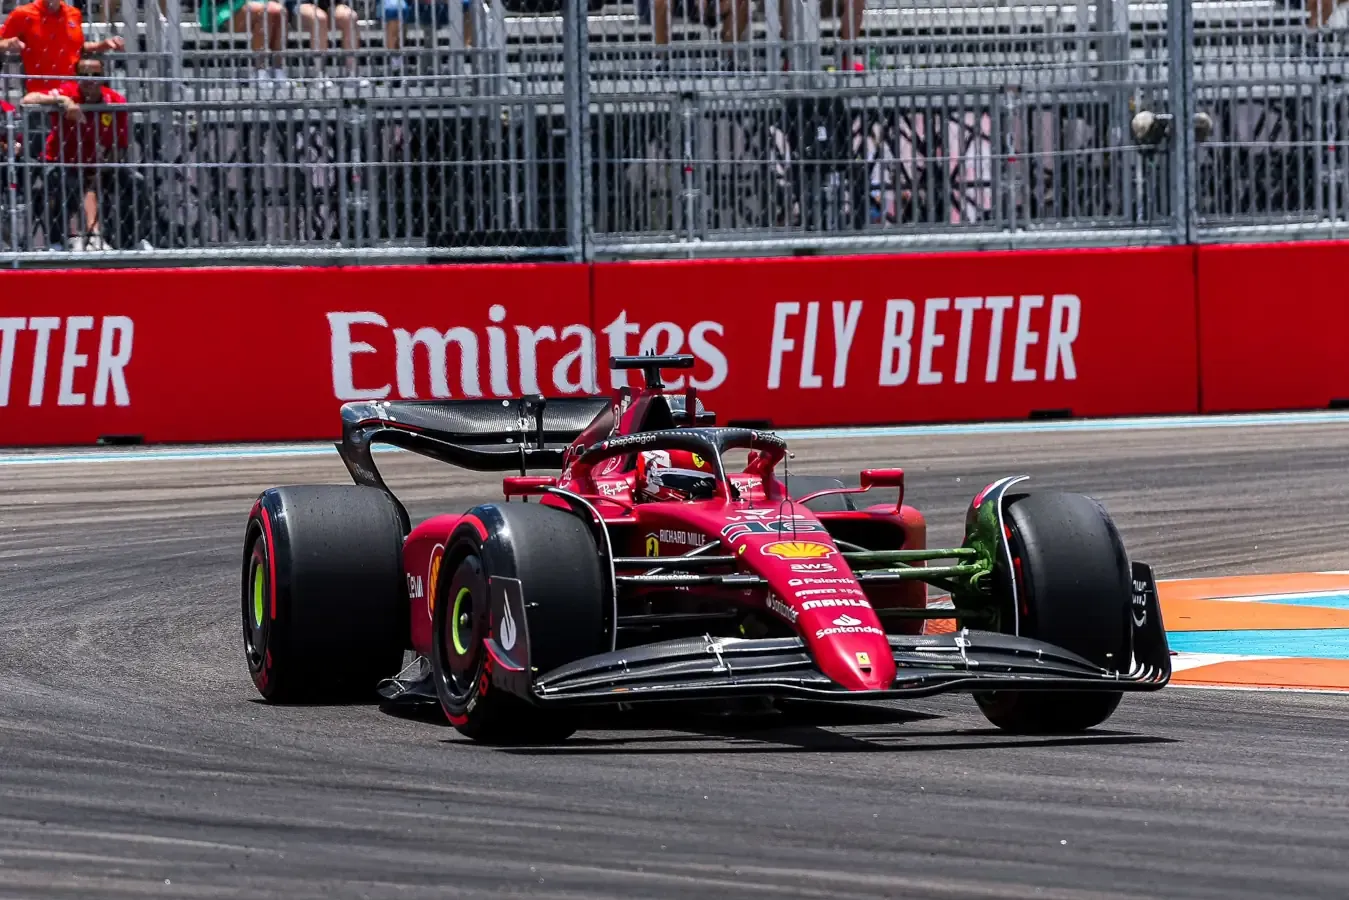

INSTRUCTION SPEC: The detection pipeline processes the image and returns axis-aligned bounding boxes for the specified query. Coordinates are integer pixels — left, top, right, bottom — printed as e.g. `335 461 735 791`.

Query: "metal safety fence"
0 0 1347 263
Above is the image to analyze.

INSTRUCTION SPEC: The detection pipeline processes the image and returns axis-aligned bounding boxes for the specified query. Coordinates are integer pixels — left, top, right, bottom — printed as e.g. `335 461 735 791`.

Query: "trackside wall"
0 243 1339 447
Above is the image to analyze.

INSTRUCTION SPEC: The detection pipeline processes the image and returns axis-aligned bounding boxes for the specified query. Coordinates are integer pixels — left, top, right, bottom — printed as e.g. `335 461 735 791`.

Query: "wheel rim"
252 566 265 631
451 587 472 656
438 552 488 702
242 538 268 670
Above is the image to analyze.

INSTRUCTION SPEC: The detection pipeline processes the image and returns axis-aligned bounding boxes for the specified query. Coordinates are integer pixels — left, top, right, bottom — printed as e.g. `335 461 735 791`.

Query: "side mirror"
860 468 904 490
503 476 557 499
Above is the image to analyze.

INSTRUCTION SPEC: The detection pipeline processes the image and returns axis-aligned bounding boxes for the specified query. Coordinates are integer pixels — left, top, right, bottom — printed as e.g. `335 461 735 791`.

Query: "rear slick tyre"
242 485 407 704
431 502 607 745
973 491 1131 734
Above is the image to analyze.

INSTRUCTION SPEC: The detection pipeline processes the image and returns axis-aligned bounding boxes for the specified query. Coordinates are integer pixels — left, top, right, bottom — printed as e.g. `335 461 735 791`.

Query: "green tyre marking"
252 562 265 629
452 587 472 656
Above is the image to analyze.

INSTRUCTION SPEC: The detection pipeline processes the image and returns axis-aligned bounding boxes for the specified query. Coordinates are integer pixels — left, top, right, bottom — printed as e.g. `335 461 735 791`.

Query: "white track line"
5 409 1349 466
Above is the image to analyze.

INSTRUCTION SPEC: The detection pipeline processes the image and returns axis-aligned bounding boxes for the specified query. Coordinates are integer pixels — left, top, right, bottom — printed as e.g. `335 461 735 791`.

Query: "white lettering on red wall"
327 306 729 401
769 295 1081 390
0 316 134 408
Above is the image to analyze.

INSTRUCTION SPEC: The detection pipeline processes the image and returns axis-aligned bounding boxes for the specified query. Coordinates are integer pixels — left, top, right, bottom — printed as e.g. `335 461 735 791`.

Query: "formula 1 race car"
239 354 1170 743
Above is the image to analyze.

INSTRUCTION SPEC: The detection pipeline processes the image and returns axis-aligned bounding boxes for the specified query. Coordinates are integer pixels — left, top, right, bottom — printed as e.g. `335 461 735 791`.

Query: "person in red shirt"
25 62 128 165
0 0 123 95
21 57 152 250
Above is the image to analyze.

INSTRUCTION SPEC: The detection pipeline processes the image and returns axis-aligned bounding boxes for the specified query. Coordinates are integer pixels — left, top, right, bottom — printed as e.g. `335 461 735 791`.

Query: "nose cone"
806 610 897 691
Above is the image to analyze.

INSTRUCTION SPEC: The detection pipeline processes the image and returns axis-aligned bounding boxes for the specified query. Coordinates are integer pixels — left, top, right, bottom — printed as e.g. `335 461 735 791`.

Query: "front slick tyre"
974 491 1131 734
431 502 606 745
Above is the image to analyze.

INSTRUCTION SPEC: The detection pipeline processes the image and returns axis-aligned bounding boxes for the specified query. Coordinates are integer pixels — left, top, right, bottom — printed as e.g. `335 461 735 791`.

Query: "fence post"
4 109 16 260
1167 0 1195 244
563 0 592 262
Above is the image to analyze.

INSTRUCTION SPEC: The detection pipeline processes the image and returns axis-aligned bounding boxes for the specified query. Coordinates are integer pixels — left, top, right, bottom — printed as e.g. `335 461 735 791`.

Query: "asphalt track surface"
3 421 1349 899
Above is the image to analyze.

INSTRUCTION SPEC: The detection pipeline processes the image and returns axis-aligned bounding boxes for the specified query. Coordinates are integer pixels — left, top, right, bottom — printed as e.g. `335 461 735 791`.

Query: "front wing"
474 562 1171 708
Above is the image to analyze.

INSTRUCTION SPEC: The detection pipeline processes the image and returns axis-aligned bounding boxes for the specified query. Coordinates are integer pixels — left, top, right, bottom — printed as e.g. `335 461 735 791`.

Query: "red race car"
240 354 1170 743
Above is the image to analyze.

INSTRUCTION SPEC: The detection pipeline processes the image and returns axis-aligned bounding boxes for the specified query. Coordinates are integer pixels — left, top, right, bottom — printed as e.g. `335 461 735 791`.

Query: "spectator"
198 0 289 86
295 0 360 80
782 0 865 71
0 0 123 95
22 56 155 250
380 0 463 78
651 0 748 50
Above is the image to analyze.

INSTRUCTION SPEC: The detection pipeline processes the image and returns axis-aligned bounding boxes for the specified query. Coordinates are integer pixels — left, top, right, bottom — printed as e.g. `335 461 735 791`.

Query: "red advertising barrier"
0 246 1205 446
1197 242 1349 413
592 247 1201 427
0 264 592 445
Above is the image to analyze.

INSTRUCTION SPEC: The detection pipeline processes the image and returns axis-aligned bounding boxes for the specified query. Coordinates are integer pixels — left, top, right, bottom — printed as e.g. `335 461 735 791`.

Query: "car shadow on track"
492 727 1176 756
438 700 1180 755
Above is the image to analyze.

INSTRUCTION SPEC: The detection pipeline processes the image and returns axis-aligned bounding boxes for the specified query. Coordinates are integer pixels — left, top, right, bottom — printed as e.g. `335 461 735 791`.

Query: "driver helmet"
635 449 717 501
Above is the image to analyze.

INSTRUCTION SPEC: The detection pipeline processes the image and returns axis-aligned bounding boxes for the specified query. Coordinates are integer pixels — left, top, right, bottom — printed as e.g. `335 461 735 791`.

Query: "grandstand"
1 0 1346 262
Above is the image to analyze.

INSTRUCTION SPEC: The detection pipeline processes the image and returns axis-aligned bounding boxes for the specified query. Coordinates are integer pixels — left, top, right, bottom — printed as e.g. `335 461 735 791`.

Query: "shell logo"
761 541 835 560
427 544 444 618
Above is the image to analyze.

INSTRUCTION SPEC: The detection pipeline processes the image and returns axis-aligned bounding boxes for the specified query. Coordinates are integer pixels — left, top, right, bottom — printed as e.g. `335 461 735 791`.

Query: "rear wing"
336 395 612 531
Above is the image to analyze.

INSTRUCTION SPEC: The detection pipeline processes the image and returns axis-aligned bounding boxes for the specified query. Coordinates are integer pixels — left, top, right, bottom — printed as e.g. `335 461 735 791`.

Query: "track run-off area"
2 411 1349 898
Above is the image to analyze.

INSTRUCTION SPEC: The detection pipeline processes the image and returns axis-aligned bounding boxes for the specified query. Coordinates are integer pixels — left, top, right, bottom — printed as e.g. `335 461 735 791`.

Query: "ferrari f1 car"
239 354 1170 743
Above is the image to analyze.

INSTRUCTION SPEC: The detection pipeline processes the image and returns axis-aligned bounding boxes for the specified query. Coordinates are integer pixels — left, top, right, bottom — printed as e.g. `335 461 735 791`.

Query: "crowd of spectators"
0 0 877 249
0 0 141 248
1 0 1341 252
3 0 878 93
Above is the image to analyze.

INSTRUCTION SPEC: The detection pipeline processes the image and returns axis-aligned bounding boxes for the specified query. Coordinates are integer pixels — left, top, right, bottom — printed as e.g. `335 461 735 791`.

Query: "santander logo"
327 307 728 401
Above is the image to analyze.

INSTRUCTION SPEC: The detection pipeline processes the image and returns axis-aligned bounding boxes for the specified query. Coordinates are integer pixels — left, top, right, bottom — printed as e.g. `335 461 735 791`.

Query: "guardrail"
2 0 1349 263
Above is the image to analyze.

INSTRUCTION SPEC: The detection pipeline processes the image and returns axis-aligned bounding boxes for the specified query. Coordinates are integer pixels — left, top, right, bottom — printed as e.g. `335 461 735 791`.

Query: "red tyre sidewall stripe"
258 505 279 621
461 515 489 541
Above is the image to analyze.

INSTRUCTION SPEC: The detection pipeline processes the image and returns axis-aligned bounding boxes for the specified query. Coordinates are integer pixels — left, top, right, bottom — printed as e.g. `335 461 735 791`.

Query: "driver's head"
635 449 717 502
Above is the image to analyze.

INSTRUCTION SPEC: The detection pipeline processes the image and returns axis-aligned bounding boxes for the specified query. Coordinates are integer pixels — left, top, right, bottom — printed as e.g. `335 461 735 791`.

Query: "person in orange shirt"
0 0 123 95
